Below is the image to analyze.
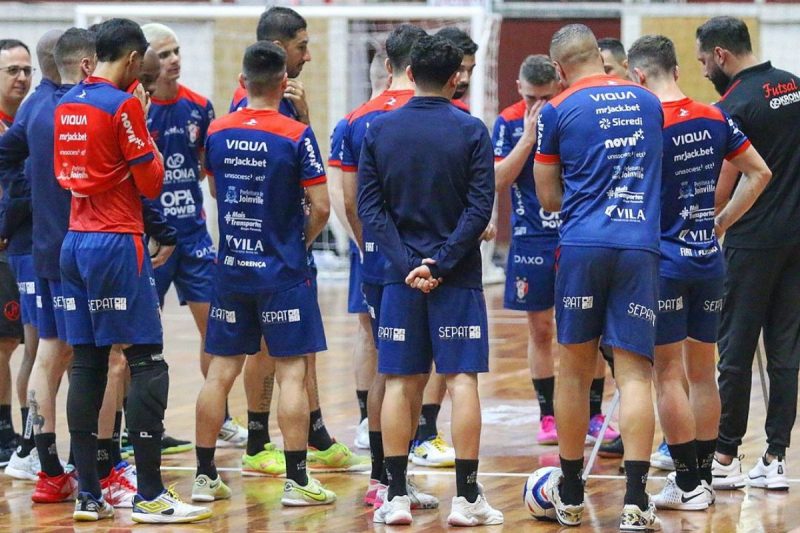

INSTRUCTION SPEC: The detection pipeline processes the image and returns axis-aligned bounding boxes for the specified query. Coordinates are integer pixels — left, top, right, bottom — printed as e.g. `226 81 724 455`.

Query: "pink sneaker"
364 479 385 507
586 414 619 445
537 415 558 445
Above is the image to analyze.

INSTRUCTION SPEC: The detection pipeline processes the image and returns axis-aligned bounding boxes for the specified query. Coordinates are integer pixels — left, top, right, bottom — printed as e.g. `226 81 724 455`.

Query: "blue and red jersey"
54 76 163 234
535 74 663 253
493 99 560 241
659 98 749 279
205 108 326 292
147 84 214 240
229 85 299 119
328 116 349 168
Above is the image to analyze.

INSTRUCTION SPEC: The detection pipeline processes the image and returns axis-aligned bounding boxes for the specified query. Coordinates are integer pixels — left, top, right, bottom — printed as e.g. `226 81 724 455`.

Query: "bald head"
139 47 161 95
37 29 64 83
549 24 603 84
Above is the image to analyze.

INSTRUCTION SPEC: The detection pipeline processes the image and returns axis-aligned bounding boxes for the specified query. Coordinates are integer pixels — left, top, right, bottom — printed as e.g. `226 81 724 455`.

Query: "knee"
528 314 554 345
275 356 308 386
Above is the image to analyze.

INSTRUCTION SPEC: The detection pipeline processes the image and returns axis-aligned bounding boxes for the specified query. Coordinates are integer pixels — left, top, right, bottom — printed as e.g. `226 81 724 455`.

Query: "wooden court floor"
0 282 798 532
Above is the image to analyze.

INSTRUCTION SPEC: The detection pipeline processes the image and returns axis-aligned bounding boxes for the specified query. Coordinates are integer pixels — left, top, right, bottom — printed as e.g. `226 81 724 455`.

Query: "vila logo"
604 205 646 221
678 229 713 242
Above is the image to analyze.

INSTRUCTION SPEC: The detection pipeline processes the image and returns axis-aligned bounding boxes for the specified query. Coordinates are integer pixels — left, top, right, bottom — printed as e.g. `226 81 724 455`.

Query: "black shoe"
161 435 193 455
598 435 623 458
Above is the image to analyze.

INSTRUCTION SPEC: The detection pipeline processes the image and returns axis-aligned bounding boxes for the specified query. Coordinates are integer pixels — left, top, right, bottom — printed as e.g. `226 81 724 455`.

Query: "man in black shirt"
696 16 800 490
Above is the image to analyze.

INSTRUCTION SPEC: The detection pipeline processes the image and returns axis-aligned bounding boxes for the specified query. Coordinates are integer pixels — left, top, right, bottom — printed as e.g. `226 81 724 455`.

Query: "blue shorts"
347 246 368 314
362 282 384 346
205 279 326 357
9 254 37 327
504 238 557 311
36 277 67 341
60 232 163 347
656 276 724 345
555 246 658 360
377 283 489 375
153 232 215 306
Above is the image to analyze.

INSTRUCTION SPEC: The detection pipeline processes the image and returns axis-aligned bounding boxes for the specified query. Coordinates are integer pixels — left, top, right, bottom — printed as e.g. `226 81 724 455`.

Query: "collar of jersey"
151 84 186 106
568 73 628 90
239 107 280 116
0 109 12 124
731 60 772 84
662 97 692 109
84 75 117 88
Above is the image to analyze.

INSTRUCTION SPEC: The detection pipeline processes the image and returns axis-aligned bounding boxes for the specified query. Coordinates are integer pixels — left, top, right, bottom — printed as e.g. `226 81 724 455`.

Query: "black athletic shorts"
0 261 23 340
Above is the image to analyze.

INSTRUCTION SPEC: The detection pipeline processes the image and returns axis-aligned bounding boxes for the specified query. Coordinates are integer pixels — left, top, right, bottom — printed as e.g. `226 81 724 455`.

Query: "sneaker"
354 418 369 450
373 494 412 525
620 500 662 531
701 480 715 505
242 442 286 477
407 476 439 509
161 434 194 455
5 448 40 481
365 479 385 506
650 440 674 471
599 436 625 459
115 461 137 489
281 477 337 506
748 453 789 490
32 469 78 503
101 465 137 508
543 467 584 526
652 472 710 511
537 416 558 446
192 474 232 502
711 455 746 490
216 417 248 449
447 494 504 526
308 441 370 473
0 442 16 467
73 491 114 521
586 414 620 445
120 431 134 459
132 486 212 523
411 433 456 467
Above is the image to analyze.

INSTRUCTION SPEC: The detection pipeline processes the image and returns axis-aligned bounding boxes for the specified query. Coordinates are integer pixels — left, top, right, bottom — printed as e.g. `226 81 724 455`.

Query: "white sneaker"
711 455 746 490
701 480 715 505
447 494 504 526
216 417 248 449
132 487 212 523
411 433 455 467
543 467 584 526
620 500 661 531
652 472 710 511
407 476 439 509
748 453 789 490
373 494 412 525
5 448 40 481
101 466 137 508
354 418 369 450
115 461 137 489
649 441 675 471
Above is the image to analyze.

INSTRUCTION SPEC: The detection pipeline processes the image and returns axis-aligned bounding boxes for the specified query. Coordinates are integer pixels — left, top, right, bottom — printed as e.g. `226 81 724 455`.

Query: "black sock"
129 431 165 500
624 460 650 510
532 377 555 419
285 449 309 486
96 439 114 479
35 433 63 477
308 409 334 451
589 378 604 418
246 410 270 456
667 440 699 491
0 404 14 443
356 390 369 422
196 446 217 479
696 438 716 485
111 411 123 466
71 432 101 499
415 404 441 442
384 455 408 499
369 431 384 481
18 407 34 457
455 459 480 503
559 456 585 505
225 400 230 421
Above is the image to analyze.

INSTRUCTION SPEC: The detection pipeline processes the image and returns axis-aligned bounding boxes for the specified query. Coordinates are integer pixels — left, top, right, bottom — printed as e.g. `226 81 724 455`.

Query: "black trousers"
717 243 800 457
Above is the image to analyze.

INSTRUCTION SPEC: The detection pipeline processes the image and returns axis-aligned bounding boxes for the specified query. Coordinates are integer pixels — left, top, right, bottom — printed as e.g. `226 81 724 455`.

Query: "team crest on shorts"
515 277 529 301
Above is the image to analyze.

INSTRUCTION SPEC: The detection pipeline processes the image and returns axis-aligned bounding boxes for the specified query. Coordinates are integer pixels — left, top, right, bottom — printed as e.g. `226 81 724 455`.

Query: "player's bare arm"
533 161 563 213
304 182 331 248
495 100 544 190
343 169 363 249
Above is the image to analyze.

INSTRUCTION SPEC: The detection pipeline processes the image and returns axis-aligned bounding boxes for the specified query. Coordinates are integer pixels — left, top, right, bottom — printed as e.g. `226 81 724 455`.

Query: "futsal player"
534 24 663 529
54 18 209 523
696 16 800 490
194 40 336 507
598 38 628 78
628 33 771 510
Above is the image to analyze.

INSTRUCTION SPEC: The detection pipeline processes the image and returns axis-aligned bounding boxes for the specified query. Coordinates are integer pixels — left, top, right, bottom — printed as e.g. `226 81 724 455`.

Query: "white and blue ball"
523 466 558 520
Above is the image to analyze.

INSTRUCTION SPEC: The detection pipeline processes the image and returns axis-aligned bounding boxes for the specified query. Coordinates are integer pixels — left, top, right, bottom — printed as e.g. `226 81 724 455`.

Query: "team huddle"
0 5 796 531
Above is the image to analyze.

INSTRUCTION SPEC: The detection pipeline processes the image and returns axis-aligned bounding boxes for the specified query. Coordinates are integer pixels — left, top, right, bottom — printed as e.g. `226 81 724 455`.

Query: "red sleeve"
131 157 164 200
115 98 163 199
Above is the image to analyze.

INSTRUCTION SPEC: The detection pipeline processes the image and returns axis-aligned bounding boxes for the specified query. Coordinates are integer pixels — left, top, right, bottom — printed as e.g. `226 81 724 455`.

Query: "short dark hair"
519 54 557 85
435 26 478 56
94 18 147 62
696 16 752 55
628 35 677 77
410 34 463 91
0 39 29 55
386 24 428 72
54 28 96 73
243 41 287 95
256 6 307 42
597 37 626 62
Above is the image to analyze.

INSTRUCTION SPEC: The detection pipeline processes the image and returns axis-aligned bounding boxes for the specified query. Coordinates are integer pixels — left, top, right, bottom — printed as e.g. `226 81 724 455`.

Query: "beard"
708 64 732 96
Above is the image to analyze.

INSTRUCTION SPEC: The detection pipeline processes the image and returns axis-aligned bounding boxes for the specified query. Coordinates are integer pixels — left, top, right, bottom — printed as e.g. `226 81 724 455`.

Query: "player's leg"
362 282 387 500
353 312 376 450
241 347 283 476
585 350 620 446
411 371 454 467
0 260 21 465
527 309 557 444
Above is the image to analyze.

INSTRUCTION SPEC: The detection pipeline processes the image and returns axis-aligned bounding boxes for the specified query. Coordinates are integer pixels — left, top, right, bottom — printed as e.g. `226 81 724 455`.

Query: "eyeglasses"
0 66 34 77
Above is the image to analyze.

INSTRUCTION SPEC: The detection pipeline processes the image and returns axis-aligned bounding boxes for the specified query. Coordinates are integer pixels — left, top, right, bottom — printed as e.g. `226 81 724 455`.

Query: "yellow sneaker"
242 443 286 477
308 441 370 473
411 433 456 467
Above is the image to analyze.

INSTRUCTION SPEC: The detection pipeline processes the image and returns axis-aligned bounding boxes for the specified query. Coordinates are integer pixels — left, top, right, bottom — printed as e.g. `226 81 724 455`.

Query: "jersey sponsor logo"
679 204 715 222
223 155 267 168
604 205 646 222
223 210 261 232
513 227 528 236
88 297 127 312
514 254 544 265
261 309 300 324
704 298 723 312
767 89 800 109
763 79 800 109
60 114 87 125
224 188 264 205
672 130 711 146
611 165 645 180
515 277 528 300
562 296 593 310
166 153 185 169
225 234 264 253
303 137 325 175
678 229 714 243
627 302 655 326
658 296 683 312
599 117 643 129
121 112 146 149
161 189 196 217
16 282 35 295
540 209 561 229
590 91 638 102
364 241 377 253
378 326 406 342
164 125 185 136
226 139 268 152
595 103 641 115
58 132 87 142
604 129 645 149
494 124 506 156
226 171 266 182
438 325 482 340
606 186 644 203
54 296 76 311
194 244 216 258
210 306 236 323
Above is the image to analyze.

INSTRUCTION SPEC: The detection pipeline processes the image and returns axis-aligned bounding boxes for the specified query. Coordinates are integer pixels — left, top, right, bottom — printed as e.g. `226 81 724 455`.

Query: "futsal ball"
523 466 558 520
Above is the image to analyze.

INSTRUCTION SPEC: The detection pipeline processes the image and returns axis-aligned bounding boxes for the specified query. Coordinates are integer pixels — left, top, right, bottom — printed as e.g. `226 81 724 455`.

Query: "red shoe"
101 465 137 508
32 470 78 503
